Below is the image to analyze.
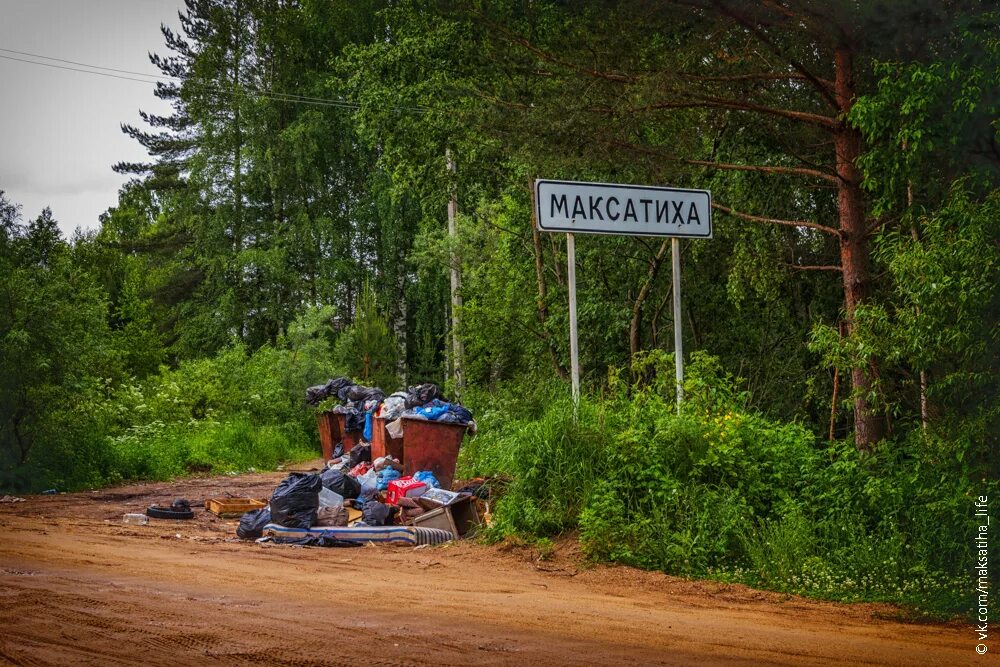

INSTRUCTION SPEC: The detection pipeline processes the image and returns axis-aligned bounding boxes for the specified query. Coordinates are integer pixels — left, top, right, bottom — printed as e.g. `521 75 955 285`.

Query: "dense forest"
1 0 997 616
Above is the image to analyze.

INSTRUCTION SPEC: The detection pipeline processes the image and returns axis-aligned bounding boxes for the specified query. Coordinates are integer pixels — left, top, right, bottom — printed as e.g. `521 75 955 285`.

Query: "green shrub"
459 356 990 618
104 417 315 484
3 306 340 492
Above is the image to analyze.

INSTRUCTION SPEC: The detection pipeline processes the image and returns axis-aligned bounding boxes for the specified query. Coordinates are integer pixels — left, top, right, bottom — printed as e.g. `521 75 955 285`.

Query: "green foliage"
851 23 1000 215
460 360 991 617
104 417 314 486
2 306 340 492
0 201 118 488
810 184 1000 460
333 284 399 391
841 26 1000 454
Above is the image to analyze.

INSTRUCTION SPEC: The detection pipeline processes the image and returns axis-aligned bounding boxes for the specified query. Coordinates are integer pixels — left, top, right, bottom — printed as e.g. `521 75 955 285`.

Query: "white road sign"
535 179 712 238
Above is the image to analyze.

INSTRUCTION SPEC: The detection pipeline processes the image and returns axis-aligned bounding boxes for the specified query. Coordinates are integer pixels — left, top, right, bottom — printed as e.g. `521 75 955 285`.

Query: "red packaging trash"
349 462 372 477
385 477 427 505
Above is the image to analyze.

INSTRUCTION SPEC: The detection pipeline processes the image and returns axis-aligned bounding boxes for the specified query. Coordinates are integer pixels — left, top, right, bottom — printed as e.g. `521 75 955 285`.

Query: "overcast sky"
0 0 183 236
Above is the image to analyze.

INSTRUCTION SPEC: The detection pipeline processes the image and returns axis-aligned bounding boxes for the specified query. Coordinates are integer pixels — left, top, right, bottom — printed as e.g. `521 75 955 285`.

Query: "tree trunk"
834 45 884 450
13 411 30 465
629 239 670 359
531 199 567 379
446 150 464 392
395 251 408 384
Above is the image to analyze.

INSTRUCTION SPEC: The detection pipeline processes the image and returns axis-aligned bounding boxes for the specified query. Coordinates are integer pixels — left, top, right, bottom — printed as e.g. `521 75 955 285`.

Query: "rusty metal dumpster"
315 411 337 460
316 412 363 457
400 417 467 489
371 416 404 462
334 413 364 453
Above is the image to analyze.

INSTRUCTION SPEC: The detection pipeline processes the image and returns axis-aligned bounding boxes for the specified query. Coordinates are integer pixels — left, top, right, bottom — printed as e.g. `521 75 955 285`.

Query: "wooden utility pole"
907 171 929 432
447 150 465 392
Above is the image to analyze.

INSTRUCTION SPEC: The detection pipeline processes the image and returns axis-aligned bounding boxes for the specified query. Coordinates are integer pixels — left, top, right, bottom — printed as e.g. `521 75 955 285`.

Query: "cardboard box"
409 495 480 538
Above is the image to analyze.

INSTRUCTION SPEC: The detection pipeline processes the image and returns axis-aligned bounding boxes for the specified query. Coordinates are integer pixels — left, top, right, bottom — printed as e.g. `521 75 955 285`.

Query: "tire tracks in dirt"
0 473 977 666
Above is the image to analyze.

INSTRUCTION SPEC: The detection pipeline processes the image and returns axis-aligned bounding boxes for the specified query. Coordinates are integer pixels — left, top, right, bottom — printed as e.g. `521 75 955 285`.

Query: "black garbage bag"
343 384 385 404
236 507 271 539
269 473 322 529
320 468 361 499
305 377 352 406
361 500 393 526
452 404 473 423
348 443 372 468
344 408 365 432
405 383 447 408
305 382 332 406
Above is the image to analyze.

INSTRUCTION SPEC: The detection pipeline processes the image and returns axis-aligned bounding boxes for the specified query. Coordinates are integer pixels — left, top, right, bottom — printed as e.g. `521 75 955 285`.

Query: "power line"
0 53 166 85
0 50 425 113
0 53 358 109
0 47 360 108
0 47 169 81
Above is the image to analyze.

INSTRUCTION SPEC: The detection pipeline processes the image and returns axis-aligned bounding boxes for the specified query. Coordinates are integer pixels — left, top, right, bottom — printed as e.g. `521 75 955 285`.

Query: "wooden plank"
205 498 267 518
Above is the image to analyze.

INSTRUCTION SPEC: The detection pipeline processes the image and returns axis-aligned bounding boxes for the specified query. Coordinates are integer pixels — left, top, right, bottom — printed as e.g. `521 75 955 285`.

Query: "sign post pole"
671 237 683 413
567 232 580 412
532 179 711 417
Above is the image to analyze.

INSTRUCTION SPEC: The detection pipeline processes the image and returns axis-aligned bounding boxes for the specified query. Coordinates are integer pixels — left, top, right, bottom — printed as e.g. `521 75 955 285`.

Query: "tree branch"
685 159 837 182
866 215 899 236
713 202 841 236
473 13 633 83
705 0 841 110
784 263 843 271
596 137 837 183
643 95 839 129
678 71 833 86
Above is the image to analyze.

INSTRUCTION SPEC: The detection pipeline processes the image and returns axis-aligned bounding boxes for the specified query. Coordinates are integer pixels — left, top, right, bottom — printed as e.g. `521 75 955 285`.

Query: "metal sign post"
671 237 683 413
533 179 711 410
567 233 580 408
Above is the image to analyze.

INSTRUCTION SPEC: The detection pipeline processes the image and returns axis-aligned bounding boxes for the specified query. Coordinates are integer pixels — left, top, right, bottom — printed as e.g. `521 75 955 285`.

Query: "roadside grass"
103 417 317 485
12 416 319 493
458 358 990 620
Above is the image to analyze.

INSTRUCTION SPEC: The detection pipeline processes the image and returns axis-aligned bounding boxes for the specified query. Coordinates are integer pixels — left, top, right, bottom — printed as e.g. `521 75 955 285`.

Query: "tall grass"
4 308 340 493
103 417 316 485
458 356 993 618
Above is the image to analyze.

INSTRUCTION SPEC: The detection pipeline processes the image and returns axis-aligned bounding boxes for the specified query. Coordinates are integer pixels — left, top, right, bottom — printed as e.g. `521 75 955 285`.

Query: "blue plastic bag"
376 467 402 491
363 409 373 441
413 471 441 489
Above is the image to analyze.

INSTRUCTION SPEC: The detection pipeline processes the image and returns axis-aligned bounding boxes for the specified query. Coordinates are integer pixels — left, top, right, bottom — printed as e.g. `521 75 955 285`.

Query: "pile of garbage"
307 379 476 441
236 445 489 547
236 377 483 547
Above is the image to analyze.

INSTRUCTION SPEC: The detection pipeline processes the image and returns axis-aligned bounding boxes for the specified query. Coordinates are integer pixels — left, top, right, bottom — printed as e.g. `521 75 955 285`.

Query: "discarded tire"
145 505 194 520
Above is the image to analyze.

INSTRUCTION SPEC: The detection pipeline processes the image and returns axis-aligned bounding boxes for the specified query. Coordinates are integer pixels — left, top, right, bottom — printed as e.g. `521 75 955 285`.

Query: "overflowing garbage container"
399 417 467 490
332 413 363 453
263 378 483 548
315 411 338 460
372 415 404 462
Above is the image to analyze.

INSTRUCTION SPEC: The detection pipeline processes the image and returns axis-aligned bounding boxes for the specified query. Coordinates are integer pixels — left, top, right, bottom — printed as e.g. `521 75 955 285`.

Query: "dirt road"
0 466 976 666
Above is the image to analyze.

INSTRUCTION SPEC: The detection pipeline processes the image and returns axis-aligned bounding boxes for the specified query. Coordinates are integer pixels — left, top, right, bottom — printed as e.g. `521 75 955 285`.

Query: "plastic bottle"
123 513 149 526
318 486 344 507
